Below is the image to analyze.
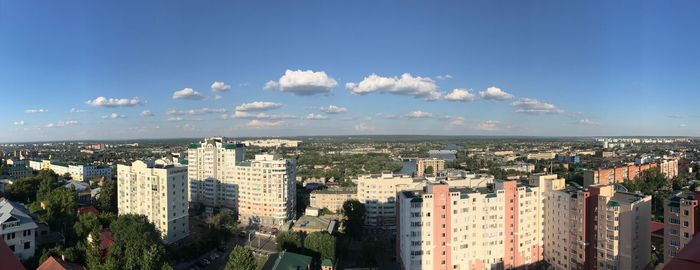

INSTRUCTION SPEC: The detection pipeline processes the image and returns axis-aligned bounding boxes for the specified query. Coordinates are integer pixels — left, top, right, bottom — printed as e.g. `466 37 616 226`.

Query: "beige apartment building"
416 158 445 177
589 184 651 270
355 172 424 231
309 187 356 213
187 137 245 210
663 190 700 264
234 154 296 226
117 159 189 244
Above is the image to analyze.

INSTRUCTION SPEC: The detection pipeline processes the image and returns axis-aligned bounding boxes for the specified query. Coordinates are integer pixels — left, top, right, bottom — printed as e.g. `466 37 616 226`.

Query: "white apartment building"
117 160 189 244
0 198 38 261
355 172 425 231
187 137 296 226
28 160 112 181
187 137 245 209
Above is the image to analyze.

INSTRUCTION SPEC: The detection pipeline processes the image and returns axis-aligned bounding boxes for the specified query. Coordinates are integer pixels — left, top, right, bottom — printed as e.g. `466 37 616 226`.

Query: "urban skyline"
2 1 700 143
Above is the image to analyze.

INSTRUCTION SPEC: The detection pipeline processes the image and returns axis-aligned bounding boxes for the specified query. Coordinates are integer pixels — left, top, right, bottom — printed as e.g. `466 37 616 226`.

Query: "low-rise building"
416 158 445 177
355 172 424 232
0 198 38 261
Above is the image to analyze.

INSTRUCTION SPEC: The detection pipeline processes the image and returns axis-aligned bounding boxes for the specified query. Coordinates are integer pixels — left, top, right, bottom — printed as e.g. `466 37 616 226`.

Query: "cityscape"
1 1 700 270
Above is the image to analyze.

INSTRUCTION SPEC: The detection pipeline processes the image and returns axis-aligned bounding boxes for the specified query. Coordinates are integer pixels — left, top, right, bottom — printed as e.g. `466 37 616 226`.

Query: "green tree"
357 240 381 267
210 211 237 240
303 231 336 261
424 166 434 175
275 231 302 252
97 177 118 213
102 214 170 270
341 200 366 239
74 213 101 239
39 187 77 233
225 246 257 270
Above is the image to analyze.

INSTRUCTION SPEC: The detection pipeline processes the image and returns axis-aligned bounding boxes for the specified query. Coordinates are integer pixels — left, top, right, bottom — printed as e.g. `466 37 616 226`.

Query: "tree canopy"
303 231 336 261
341 199 366 239
225 246 257 270
275 231 302 252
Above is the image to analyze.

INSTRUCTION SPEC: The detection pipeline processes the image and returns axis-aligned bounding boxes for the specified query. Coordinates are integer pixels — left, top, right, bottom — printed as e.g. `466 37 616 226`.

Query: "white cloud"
479 87 513 101
24 109 48 113
320 105 347 114
232 111 296 120
172 88 204 100
69 108 87 113
265 69 338 96
167 117 184 122
246 120 287 128
210 81 231 92
444 88 477 102
449 117 465 126
102 113 127 119
140 110 154 117
214 94 223 100
346 73 442 100
86 96 143 107
13 120 25 126
306 113 329 120
405 110 434 118
512 98 563 114
680 124 688 127
167 108 228 115
478 120 501 131
46 120 79 128
576 118 600 125
668 114 688 119
436 74 452 80
235 101 283 112
354 123 375 132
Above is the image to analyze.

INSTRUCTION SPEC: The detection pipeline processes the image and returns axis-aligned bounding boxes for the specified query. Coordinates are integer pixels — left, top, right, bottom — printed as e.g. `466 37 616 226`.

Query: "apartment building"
663 190 700 264
187 137 245 209
527 152 556 160
117 159 189 244
355 172 424 231
188 137 296 226
0 198 38 260
397 174 650 270
588 184 651 270
397 180 544 270
27 160 112 181
416 158 445 177
584 163 658 187
309 187 357 213
234 154 296 226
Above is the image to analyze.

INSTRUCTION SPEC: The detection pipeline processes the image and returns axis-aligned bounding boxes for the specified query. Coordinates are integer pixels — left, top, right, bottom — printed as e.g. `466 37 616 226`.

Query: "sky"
1 0 699 142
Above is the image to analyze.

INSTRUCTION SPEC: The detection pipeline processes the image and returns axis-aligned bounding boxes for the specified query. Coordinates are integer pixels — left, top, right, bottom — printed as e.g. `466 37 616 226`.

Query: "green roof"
460 193 469 199
262 251 312 270
321 259 333 266
179 159 188 165
188 143 199 149
224 144 238 150
525 187 533 193
485 193 497 198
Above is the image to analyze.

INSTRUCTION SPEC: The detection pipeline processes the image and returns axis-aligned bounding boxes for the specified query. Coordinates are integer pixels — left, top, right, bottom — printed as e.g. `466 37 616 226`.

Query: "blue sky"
1 0 699 142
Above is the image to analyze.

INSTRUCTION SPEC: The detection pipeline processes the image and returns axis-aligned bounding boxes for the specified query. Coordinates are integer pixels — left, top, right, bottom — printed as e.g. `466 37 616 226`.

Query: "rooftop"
262 251 312 270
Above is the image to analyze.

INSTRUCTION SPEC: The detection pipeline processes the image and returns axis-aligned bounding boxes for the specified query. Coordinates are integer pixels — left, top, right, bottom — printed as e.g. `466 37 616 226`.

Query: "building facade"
355 172 424 231
234 154 297 226
117 160 189 244
27 160 112 181
309 187 357 213
416 158 445 177
397 174 651 270
0 198 38 260
663 190 700 264
187 137 245 209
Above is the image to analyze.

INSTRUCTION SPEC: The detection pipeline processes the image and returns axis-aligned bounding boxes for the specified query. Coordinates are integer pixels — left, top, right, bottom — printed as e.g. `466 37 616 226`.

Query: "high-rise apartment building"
187 137 296 226
663 190 700 264
397 174 651 270
234 154 296 225
355 172 424 231
416 158 445 177
117 159 189 244
588 184 651 270
187 137 245 209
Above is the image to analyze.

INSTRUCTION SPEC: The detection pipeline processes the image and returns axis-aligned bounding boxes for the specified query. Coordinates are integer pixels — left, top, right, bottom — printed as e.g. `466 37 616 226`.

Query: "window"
24 242 30 249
